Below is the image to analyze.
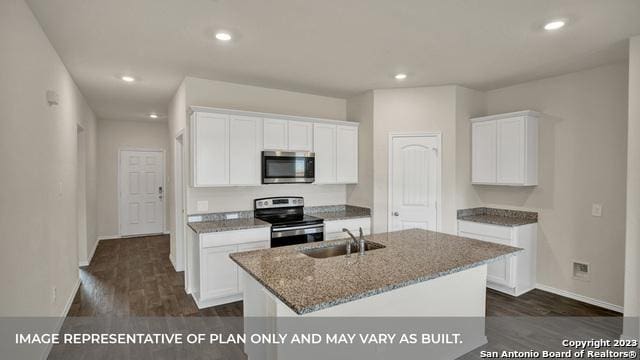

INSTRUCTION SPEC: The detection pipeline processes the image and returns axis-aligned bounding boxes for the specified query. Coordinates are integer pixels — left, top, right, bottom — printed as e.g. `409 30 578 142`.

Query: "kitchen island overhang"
230 228 521 316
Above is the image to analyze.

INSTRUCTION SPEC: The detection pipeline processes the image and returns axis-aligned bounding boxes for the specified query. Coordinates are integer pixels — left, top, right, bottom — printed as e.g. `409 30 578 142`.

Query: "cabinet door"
313 123 337 183
471 121 496 184
237 241 269 293
458 222 515 288
287 120 313 151
192 112 229 186
201 245 239 299
496 117 525 184
336 125 358 183
229 116 261 185
263 118 288 150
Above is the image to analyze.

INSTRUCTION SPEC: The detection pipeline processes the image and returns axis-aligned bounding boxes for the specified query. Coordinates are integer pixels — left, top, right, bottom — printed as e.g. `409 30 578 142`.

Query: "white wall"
346 91 375 215
167 81 187 264
371 86 459 234
623 36 640 337
0 0 97 325
96 119 169 238
481 63 629 308
455 87 486 212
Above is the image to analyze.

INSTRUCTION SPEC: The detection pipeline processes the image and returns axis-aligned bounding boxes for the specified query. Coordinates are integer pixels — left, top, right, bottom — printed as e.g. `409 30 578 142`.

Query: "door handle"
393 211 400 216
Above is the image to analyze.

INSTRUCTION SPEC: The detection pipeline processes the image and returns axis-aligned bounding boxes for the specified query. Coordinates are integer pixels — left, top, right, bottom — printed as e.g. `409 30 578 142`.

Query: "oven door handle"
272 224 324 238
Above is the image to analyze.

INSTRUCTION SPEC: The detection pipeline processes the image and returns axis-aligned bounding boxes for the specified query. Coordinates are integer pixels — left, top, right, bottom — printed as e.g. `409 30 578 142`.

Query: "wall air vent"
572 261 590 281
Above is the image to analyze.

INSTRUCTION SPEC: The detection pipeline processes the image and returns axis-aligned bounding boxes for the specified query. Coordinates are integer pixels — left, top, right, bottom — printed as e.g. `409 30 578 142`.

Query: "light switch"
591 204 602 217
196 200 209 212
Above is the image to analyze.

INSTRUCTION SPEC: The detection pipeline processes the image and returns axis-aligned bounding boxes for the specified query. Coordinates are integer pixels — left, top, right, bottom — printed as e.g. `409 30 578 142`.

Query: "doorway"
118 149 165 236
77 125 88 266
388 133 442 232
174 132 186 273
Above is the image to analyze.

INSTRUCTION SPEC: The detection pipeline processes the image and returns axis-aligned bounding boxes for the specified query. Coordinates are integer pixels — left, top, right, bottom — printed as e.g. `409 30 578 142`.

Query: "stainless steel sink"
301 241 386 259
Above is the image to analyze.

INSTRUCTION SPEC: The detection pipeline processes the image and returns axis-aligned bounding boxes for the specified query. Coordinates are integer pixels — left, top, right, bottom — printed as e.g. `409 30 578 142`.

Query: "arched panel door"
390 136 440 232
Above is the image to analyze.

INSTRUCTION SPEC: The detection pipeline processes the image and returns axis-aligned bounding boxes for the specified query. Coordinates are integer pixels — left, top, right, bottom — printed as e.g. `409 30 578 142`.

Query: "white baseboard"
536 283 624 313
97 234 121 241
169 252 177 271
43 277 81 360
98 232 169 240
62 277 81 317
192 292 242 310
78 238 100 267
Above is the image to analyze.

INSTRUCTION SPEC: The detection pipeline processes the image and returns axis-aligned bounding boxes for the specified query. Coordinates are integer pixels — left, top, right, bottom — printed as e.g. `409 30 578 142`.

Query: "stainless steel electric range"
254 197 324 248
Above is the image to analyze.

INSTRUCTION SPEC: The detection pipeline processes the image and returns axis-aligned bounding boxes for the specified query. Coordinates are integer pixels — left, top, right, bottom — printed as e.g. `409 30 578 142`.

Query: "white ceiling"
26 0 640 122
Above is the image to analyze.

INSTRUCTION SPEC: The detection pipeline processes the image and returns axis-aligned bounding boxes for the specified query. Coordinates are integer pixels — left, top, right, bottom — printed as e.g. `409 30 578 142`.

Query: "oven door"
262 151 314 184
271 224 324 247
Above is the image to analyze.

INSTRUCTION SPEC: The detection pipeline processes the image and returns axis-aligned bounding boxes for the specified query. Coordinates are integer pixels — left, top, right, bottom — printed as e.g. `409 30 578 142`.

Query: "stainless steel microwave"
261 151 315 184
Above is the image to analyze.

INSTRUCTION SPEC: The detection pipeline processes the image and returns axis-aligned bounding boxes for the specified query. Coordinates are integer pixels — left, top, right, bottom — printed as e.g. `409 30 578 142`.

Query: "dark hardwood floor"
68 234 620 318
68 234 241 317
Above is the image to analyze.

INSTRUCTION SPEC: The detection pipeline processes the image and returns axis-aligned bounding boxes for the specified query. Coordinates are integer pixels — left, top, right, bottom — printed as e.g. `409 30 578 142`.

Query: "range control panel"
254 197 304 209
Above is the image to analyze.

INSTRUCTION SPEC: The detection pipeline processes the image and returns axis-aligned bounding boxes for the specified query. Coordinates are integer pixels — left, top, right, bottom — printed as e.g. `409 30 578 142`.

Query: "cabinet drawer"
201 227 270 248
458 220 512 242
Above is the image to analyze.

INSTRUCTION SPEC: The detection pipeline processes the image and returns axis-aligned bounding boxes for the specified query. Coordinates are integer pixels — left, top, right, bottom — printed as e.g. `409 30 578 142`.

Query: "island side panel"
275 264 488 317
242 270 278 360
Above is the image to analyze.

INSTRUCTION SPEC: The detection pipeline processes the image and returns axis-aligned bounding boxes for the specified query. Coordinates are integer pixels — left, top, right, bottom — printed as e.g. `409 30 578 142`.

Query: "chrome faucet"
342 227 366 257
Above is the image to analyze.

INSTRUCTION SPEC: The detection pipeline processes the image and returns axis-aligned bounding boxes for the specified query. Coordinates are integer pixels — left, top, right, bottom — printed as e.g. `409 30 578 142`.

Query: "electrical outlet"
196 201 208 212
225 213 239 220
591 204 602 217
52 286 57 303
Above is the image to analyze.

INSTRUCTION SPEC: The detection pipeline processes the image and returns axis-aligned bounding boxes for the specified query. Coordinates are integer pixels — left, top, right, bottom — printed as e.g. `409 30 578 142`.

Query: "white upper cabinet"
190 106 358 187
313 123 358 184
287 120 313 151
264 119 313 151
471 121 497 184
191 112 261 187
313 123 337 183
336 125 358 183
229 115 262 185
471 110 539 186
191 112 229 186
263 118 288 150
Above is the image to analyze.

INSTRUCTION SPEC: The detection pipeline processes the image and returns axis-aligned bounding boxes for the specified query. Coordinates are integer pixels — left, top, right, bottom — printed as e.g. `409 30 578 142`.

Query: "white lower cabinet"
324 217 371 241
191 227 270 309
201 245 239 300
458 220 537 296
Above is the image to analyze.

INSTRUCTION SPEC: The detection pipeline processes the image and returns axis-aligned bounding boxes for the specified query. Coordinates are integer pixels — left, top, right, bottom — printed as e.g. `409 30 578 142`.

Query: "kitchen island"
230 228 520 359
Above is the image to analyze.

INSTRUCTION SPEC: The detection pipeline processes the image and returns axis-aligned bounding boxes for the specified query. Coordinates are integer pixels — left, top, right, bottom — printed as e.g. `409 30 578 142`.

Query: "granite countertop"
187 205 371 234
187 218 270 233
457 207 538 227
187 210 270 234
305 205 371 221
229 228 520 315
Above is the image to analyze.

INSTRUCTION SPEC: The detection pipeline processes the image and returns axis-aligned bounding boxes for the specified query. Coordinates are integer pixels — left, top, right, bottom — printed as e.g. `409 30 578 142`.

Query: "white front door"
389 135 440 232
119 150 165 236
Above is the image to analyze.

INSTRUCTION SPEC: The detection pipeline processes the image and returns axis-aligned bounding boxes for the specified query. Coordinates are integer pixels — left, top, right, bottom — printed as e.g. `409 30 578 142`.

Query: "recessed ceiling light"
121 75 136 82
394 73 407 80
215 32 232 41
544 20 565 31
149 114 158 119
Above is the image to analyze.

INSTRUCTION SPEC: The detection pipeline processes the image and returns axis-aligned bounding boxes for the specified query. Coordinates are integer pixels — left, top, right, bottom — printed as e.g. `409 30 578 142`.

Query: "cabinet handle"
393 211 400 216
